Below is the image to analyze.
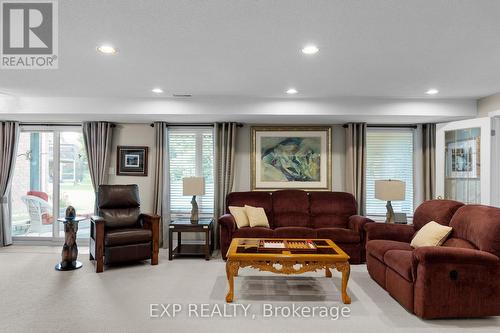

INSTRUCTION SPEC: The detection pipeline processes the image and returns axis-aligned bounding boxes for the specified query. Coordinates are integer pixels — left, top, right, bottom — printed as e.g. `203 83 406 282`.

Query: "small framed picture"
117 146 148 176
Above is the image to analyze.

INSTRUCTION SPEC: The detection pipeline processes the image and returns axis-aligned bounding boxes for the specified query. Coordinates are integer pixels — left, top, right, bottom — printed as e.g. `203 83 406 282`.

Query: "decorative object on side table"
251 126 332 190
182 177 205 223
375 179 406 224
168 218 214 260
55 207 86 271
116 146 148 176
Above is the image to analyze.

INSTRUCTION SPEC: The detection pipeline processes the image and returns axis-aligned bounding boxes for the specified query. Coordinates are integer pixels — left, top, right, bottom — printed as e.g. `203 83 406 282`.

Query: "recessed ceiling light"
97 45 117 54
286 88 298 95
301 45 319 55
152 88 163 94
426 88 439 95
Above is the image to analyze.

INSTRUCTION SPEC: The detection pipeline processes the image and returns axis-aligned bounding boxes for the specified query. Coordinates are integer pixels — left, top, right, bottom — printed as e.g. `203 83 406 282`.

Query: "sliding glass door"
11 127 94 241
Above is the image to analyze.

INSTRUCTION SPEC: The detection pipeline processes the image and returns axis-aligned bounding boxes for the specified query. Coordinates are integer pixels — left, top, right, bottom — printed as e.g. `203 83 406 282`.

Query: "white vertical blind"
366 128 414 215
168 127 214 216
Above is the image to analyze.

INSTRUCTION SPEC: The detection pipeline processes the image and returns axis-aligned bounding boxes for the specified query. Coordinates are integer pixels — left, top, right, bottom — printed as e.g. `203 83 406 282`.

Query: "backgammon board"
258 239 317 253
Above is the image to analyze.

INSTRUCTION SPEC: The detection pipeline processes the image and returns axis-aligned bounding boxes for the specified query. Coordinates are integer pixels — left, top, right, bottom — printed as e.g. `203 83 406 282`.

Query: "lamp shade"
375 180 405 201
183 177 205 196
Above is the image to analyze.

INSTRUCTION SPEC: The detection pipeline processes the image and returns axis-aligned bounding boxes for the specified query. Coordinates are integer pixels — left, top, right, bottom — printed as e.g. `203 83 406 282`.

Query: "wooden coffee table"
225 238 351 304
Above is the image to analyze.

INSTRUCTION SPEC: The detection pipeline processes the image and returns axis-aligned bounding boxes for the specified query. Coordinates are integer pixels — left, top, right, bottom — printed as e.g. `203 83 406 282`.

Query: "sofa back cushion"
442 237 477 250
272 190 310 228
226 191 273 226
413 199 464 231
449 205 500 257
309 192 356 228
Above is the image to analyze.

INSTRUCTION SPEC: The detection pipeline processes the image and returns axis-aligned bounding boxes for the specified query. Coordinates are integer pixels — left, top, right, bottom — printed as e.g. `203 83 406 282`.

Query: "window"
11 128 95 239
365 128 414 216
168 127 214 216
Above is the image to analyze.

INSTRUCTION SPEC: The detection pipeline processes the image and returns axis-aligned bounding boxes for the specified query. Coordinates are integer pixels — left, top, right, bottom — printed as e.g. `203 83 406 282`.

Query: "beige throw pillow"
244 205 270 228
228 206 250 228
410 221 452 248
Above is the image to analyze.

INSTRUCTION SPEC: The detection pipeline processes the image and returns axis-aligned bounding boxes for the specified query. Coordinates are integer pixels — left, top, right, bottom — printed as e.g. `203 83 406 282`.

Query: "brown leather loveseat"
90 184 160 273
219 189 373 263
365 199 500 318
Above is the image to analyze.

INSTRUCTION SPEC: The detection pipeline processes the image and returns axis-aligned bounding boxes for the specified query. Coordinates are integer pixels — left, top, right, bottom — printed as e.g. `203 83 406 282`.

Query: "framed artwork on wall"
251 126 332 191
116 146 149 176
445 138 480 179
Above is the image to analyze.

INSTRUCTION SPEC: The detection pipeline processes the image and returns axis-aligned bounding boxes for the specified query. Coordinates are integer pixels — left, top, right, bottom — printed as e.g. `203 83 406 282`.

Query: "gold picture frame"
251 126 332 191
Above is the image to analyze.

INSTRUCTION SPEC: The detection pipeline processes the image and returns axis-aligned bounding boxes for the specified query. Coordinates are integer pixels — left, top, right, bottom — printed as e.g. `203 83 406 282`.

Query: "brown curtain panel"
345 123 367 215
0 121 20 247
422 123 436 200
153 122 169 247
83 122 114 214
214 122 237 248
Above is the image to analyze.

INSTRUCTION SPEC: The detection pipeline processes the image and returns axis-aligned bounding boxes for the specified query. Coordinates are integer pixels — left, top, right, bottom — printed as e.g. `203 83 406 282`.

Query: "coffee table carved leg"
325 266 332 278
335 262 351 304
225 260 239 303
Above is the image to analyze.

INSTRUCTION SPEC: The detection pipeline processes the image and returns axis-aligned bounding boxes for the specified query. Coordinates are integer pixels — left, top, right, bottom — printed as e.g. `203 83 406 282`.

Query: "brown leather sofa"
90 184 160 273
219 190 373 263
365 199 500 318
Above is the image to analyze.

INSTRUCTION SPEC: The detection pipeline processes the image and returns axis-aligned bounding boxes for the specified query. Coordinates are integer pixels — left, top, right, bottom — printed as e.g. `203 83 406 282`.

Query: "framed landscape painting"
251 126 332 190
116 146 149 176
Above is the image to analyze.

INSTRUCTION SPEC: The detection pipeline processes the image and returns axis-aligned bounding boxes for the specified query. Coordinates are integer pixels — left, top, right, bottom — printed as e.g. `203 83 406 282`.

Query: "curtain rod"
149 123 244 128
20 123 116 127
342 124 418 129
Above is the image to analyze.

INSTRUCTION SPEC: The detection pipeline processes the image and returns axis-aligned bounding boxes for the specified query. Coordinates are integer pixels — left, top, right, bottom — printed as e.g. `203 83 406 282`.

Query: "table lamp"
183 177 205 223
375 180 405 223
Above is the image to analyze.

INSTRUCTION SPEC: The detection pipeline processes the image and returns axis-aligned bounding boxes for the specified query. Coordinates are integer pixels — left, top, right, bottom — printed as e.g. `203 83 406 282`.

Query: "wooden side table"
168 218 214 260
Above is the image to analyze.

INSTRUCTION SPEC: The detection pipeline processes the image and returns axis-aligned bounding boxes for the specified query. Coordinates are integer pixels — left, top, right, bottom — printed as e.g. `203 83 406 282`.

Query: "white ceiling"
1 0 500 99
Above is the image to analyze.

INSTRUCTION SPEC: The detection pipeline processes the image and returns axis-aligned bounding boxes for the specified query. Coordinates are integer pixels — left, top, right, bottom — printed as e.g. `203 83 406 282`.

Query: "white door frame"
436 117 491 205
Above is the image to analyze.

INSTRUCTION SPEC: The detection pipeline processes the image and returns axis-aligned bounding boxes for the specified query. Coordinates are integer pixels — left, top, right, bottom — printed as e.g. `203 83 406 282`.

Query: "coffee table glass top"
228 238 349 259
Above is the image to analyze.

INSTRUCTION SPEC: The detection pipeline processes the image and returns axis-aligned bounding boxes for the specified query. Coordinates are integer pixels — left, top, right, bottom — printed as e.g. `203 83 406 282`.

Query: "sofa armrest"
348 215 375 234
219 214 236 260
413 247 499 266
218 214 236 233
364 222 415 243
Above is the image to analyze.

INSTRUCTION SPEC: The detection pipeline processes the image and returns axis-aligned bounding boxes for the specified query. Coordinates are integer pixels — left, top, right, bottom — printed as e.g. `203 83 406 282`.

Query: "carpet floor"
0 246 498 333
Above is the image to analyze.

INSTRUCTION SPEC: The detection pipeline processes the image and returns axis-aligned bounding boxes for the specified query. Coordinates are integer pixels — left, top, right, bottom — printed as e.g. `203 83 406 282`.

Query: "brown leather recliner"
90 184 160 273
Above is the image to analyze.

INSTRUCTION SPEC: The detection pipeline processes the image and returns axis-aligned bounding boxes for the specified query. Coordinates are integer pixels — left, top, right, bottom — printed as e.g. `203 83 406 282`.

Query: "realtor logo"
1 0 58 69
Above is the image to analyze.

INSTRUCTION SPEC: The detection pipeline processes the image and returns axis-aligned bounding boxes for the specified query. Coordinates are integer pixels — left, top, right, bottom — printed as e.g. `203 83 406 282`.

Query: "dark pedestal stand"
55 217 84 271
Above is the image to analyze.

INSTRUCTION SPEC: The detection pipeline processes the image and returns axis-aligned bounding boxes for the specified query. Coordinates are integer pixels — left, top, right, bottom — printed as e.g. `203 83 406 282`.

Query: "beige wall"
233 124 346 192
477 92 500 116
108 124 156 213
107 123 347 216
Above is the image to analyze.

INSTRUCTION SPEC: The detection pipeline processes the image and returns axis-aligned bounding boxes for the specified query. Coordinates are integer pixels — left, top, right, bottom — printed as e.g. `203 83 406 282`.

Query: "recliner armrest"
141 213 161 228
91 215 105 224
348 215 375 234
364 222 415 243
413 247 499 266
218 214 236 233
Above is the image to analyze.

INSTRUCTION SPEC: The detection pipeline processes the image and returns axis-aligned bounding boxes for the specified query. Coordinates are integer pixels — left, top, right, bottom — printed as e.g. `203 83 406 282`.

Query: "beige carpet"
0 246 498 333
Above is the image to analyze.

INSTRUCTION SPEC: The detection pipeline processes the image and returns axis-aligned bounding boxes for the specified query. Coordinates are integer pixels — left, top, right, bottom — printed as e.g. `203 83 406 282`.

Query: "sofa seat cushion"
274 227 316 238
384 250 415 282
233 227 274 238
105 228 152 246
366 240 413 262
316 228 360 243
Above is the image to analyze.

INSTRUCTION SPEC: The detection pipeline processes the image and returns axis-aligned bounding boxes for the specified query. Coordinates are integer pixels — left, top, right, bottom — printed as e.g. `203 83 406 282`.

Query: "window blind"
168 127 214 216
365 129 414 216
